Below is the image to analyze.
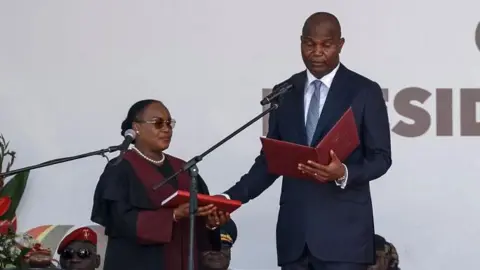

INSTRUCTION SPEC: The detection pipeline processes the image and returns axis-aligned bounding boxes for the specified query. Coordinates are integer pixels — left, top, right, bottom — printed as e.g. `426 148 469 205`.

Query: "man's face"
59 241 100 270
301 21 344 78
367 250 389 270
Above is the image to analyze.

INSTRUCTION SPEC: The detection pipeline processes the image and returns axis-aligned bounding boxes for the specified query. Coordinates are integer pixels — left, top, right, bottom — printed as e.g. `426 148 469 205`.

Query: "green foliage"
0 171 29 220
0 134 29 220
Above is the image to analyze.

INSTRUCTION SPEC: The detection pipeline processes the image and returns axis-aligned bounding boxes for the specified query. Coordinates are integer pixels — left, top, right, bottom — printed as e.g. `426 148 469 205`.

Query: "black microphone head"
281 83 293 91
124 129 136 140
273 81 293 91
260 77 295 105
260 82 294 105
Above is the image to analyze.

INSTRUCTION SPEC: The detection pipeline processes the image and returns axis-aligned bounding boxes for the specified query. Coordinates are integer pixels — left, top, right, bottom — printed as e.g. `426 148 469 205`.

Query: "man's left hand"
298 150 345 182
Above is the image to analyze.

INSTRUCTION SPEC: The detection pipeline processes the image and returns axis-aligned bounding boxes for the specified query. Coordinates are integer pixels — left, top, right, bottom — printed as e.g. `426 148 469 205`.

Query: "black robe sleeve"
91 158 174 244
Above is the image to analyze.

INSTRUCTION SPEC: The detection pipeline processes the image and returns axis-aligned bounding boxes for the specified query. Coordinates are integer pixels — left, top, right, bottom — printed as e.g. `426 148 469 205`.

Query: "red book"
161 190 242 213
260 107 360 180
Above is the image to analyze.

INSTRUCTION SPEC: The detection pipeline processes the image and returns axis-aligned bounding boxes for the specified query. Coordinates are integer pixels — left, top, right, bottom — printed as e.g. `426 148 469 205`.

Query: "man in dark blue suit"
220 12 392 270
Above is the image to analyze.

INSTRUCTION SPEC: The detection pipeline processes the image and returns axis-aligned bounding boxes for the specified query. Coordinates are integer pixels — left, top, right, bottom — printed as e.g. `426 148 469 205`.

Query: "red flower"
0 197 17 235
0 196 12 217
0 219 12 234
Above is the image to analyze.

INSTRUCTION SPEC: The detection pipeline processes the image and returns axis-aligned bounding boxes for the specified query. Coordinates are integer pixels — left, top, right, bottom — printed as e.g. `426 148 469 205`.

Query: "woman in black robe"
91 99 229 270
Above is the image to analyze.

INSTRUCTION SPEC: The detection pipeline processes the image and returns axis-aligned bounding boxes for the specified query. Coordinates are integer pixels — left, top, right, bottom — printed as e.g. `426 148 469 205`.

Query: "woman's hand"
173 203 189 221
173 203 217 221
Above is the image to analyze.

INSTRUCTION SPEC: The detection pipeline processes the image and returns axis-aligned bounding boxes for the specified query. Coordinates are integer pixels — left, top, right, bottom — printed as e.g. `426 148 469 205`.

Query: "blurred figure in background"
57 227 100 270
367 234 400 270
202 219 237 270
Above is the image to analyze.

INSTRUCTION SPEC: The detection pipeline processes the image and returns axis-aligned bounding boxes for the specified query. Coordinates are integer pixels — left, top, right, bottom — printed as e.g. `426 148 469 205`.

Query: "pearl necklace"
132 146 165 165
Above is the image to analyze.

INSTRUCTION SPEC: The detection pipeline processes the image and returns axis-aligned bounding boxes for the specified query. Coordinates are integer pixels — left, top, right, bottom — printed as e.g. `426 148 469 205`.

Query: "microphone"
260 81 294 106
112 129 136 165
118 129 136 152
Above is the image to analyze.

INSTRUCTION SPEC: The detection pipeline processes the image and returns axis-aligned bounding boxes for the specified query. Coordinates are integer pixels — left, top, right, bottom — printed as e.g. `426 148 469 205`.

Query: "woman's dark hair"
121 99 162 136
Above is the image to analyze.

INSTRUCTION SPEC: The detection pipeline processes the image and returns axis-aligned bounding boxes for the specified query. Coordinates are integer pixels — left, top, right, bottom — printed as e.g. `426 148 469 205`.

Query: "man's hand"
298 150 345 182
197 204 217 217
174 203 217 220
206 210 230 228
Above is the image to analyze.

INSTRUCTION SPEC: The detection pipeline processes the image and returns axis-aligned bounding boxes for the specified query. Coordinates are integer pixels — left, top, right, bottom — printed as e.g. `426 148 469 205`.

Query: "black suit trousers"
281 246 368 270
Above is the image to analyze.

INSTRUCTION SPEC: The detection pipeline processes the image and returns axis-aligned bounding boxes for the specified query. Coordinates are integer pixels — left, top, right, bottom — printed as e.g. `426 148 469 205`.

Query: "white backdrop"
1 1 480 269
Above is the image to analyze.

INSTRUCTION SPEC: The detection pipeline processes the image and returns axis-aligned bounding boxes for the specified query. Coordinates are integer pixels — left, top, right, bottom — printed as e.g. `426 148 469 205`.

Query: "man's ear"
338 37 345 54
95 254 101 268
132 122 141 132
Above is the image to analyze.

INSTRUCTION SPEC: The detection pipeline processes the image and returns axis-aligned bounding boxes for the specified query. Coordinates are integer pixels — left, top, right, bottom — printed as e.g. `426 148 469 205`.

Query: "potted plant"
0 134 57 268
0 228 35 268
0 134 29 233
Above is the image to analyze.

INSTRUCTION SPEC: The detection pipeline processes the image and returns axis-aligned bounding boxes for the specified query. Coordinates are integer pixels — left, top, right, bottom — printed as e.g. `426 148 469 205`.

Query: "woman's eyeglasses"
135 118 176 130
60 248 92 259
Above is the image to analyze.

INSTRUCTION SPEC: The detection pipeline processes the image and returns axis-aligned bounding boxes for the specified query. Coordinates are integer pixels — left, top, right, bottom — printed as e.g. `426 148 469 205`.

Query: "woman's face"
133 102 174 152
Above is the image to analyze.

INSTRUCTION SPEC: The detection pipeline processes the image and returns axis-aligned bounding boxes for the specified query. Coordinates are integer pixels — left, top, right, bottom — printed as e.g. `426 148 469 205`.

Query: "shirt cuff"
220 193 230 200
335 164 348 189
206 225 217 230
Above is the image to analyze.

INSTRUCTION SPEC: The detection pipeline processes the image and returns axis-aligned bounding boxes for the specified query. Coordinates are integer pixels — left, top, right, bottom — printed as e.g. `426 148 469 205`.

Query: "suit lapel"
310 65 356 146
287 71 308 145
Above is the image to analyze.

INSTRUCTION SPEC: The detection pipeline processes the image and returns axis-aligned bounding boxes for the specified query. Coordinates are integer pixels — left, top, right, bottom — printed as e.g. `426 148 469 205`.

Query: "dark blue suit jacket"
224 64 392 266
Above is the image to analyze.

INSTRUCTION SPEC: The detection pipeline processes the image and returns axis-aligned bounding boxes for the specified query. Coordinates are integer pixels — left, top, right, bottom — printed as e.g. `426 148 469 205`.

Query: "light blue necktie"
306 80 322 145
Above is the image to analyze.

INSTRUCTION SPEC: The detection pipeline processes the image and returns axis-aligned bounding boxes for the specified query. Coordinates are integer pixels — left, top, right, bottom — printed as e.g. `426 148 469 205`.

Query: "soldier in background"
57 227 101 270
202 219 237 270
368 234 400 270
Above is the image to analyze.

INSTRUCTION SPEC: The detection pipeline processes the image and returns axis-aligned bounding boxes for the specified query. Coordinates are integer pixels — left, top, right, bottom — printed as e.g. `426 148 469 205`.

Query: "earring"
135 130 140 135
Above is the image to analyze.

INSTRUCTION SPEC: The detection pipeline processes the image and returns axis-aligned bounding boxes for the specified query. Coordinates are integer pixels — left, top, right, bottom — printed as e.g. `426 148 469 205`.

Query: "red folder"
260 107 360 179
161 190 242 213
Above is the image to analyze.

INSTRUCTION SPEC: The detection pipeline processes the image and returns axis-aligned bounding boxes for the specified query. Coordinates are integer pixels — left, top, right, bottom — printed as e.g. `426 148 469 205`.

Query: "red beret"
57 227 97 254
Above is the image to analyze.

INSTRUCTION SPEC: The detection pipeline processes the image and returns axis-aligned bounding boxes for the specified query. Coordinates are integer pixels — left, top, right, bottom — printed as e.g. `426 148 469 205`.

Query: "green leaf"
0 171 29 220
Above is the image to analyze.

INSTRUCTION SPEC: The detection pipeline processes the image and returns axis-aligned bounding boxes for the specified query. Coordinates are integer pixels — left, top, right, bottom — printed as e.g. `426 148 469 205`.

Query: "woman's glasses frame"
135 118 176 130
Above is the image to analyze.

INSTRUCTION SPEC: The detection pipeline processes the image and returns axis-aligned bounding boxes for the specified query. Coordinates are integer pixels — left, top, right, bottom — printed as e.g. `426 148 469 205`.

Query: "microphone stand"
0 145 121 178
152 101 280 270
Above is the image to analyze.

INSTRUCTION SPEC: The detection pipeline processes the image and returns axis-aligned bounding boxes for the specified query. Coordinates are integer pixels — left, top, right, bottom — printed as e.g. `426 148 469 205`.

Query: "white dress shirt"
304 64 348 189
